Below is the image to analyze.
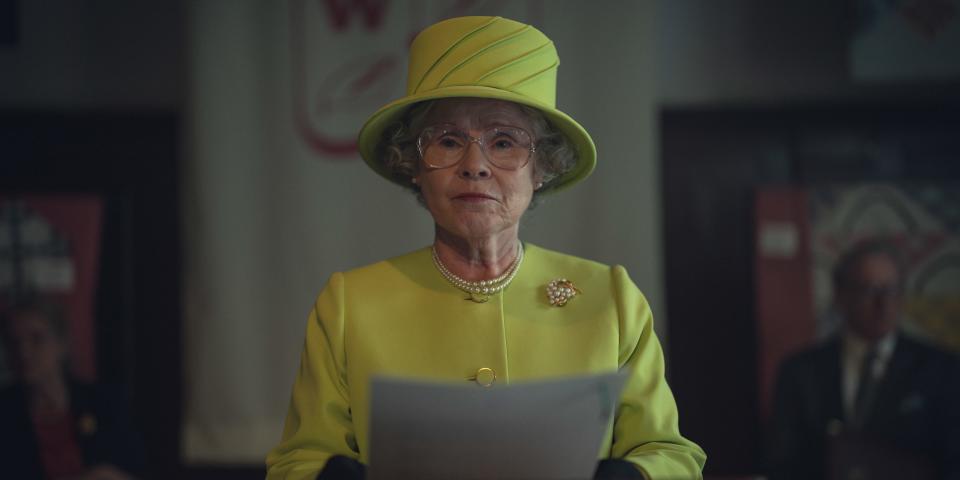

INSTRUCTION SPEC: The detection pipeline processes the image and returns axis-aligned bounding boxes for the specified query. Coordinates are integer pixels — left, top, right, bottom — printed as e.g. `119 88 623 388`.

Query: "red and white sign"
290 0 543 157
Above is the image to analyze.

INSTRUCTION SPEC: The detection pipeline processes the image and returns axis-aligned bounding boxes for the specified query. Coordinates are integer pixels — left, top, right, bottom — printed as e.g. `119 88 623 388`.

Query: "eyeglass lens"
419 126 533 170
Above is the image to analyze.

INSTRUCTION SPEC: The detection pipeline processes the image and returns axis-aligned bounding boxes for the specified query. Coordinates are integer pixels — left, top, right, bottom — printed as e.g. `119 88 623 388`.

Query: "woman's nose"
458 142 491 179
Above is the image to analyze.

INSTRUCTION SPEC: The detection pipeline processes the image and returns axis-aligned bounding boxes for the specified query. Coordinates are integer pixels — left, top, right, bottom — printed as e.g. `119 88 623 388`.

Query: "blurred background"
2 0 958 478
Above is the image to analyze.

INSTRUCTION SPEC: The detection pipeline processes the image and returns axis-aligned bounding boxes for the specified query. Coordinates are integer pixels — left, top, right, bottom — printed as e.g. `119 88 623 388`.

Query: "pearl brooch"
546 278 580 306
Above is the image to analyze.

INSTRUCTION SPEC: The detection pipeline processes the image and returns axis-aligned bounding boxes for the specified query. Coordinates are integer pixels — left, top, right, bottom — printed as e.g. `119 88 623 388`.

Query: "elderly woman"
266 16 705 480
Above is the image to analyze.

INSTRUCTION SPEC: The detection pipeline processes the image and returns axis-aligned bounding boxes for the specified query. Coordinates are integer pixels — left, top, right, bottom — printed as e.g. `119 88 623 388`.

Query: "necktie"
851 347 879 429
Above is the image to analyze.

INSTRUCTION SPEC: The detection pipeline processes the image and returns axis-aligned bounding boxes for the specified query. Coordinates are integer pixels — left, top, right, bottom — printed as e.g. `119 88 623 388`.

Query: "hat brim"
357 85 596 194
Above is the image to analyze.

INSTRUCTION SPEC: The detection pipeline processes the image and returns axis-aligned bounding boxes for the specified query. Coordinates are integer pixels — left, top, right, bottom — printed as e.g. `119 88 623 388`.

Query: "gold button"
77 414 97 435
475 367 496 387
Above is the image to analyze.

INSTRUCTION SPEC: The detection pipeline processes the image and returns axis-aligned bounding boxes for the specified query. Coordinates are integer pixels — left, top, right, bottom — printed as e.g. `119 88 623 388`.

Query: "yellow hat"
357 16 596 193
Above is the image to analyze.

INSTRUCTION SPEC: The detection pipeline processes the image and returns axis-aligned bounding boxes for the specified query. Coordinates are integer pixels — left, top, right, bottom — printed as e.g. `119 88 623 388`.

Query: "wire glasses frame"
416 124 537 170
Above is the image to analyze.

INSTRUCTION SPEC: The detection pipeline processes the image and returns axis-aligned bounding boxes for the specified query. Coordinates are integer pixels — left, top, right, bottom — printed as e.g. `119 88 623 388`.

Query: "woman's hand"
594 459 644 480
316 455 366 480
59 464 136 480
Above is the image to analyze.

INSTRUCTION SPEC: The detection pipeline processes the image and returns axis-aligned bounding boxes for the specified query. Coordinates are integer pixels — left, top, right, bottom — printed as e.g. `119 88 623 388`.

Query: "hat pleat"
409 17 501 95
433 25 533 89
474 41 554 83
504 60 558 90
435 39 557 107
415 24 531 95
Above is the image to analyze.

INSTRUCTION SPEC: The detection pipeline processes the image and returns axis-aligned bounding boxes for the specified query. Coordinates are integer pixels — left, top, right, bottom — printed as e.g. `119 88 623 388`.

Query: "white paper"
368 371 629 480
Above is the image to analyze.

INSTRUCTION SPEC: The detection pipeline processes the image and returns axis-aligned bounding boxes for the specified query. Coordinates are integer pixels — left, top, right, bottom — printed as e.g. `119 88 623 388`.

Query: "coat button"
475 367 496 387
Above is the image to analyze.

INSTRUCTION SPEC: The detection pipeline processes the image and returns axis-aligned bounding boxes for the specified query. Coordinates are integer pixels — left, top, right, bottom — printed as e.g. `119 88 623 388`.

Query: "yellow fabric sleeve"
265 272 357 480
610 265 707 479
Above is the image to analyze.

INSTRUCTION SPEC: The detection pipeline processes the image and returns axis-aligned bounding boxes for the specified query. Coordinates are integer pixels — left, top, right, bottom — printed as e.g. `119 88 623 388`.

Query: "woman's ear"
532 167 545 191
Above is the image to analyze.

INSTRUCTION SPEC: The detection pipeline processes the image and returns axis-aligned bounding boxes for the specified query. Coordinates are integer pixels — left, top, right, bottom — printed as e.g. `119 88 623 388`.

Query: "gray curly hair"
376 100 578 204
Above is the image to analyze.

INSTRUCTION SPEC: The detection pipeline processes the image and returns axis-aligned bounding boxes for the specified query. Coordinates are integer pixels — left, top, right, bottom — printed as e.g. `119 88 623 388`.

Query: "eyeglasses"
417 124 536 170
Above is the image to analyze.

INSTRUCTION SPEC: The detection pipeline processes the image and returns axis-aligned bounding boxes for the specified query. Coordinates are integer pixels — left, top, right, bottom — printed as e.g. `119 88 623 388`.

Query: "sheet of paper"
368 371 629 480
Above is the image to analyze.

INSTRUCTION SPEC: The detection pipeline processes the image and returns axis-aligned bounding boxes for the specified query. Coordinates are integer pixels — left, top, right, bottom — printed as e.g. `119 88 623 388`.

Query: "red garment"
31 410 85 480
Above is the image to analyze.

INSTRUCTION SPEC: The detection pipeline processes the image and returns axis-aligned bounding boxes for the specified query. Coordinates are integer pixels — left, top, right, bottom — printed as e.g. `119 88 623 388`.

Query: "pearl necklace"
431 243 524 303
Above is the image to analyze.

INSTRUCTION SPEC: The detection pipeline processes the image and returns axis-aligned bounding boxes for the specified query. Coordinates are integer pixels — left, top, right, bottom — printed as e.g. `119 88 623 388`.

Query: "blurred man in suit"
768 239 960 480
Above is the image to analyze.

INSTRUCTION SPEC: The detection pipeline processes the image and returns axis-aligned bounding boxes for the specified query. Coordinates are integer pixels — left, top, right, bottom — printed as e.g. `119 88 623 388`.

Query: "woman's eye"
436 136 464 149
491 136 517 150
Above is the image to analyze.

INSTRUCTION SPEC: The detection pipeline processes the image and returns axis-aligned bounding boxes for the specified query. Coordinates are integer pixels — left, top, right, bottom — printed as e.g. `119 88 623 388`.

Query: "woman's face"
3 311 67 386
414 98 540 241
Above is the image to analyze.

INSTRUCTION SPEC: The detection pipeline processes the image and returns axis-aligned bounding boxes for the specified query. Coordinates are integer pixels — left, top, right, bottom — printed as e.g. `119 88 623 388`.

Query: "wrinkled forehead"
423 98 532 131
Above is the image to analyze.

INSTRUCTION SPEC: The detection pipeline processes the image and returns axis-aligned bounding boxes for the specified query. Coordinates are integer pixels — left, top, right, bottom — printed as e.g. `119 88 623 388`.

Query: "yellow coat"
266 243 706 479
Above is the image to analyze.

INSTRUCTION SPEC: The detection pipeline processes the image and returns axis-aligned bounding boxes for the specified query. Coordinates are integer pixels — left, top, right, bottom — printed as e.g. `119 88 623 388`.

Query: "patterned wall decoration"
810 183 960 350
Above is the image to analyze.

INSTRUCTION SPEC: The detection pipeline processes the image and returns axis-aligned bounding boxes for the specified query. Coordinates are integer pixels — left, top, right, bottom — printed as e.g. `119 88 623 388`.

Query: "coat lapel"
863 334 918 428
821 339 846 424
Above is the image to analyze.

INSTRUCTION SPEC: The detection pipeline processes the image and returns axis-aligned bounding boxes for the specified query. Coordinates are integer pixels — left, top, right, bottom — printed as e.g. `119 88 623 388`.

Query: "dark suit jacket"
0 381 144 480
767 333 960 480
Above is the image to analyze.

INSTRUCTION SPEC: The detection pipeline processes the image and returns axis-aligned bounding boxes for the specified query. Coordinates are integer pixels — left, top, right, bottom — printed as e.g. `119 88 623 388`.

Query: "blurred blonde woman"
1 299 143 480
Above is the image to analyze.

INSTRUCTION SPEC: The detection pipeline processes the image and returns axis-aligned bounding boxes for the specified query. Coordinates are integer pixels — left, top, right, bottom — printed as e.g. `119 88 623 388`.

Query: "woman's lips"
453 193 496 202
